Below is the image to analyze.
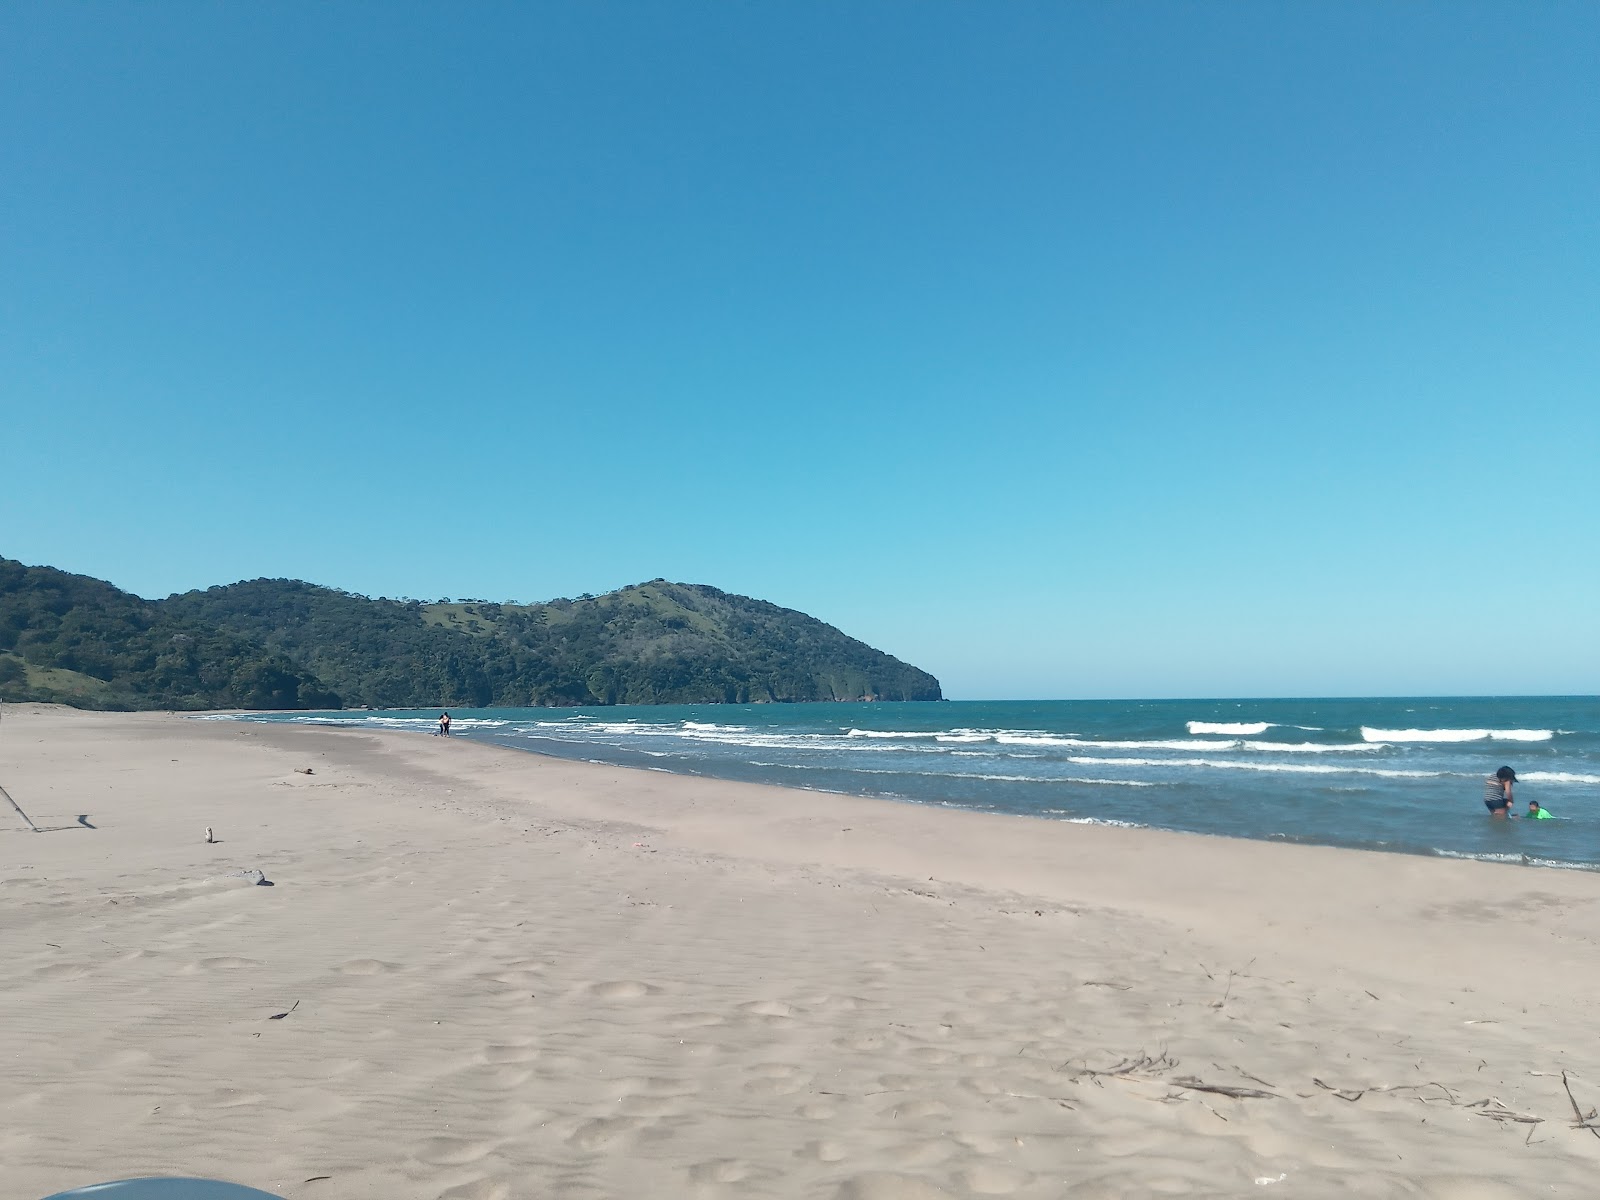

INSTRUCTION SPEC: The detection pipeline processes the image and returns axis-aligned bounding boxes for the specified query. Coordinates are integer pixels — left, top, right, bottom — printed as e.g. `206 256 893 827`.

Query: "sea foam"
1361 727 1554 743
1067 756 1443 779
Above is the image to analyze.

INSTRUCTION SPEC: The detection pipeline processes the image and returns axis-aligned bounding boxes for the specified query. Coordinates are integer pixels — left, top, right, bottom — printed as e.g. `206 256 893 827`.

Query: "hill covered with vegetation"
0 560 338 710
0 558 942 710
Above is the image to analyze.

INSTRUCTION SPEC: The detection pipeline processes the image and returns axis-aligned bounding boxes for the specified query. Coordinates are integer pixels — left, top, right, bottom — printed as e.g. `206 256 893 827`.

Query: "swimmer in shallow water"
1526 800 1554 819
1483 765 1516 818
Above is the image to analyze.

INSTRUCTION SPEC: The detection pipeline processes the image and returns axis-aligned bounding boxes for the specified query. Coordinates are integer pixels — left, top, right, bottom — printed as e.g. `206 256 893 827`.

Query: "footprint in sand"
749 1063 806 1078
835 1173 959 1200
742 1064 810 1096
687 1159 752 1184
617 1094 681 1117
206 1089 266 1109
886 1140 957 1167
585 980 657 1000
953 1134 1007 1156
797 1140 848 1163
566 1116 641 1150
182 956 260 972
738 999 795 1018
488 967 545 985
335 958 401 975
670 1011 726 1028
955 1164 1035 1195
884 1099 951 1122
436 1180 509 1200
481 1042 540 1064
1416 1175 1529 1200
411 1136 496 1166
610 1075 693 1096
811 994 881 1013
33 962 92 981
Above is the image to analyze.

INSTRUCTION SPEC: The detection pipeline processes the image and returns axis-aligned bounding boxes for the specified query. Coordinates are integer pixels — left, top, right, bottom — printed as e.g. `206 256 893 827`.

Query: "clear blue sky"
3 2 1596 699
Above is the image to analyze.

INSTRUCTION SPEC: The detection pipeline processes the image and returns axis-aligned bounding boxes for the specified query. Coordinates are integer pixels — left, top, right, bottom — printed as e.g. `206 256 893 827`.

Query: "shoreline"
4 706 1598 1198
210 706 1600 875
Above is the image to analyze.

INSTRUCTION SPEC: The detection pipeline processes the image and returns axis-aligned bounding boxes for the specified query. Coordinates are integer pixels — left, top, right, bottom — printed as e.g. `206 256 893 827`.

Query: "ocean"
219 697 1599 870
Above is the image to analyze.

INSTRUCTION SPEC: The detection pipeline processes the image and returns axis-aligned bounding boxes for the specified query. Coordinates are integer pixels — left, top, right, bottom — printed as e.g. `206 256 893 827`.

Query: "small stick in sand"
1562 1071 1600 1140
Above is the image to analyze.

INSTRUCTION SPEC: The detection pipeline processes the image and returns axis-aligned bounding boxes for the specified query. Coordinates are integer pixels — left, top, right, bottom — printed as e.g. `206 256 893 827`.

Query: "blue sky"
3 2 1596 699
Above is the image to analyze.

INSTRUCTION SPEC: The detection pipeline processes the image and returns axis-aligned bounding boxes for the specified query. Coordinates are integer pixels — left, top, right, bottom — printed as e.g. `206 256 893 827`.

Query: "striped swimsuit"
1483 777 1509 811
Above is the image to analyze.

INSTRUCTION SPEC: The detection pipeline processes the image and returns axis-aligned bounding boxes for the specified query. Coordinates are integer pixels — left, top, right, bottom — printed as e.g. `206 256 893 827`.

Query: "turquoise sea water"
221 697 1600 870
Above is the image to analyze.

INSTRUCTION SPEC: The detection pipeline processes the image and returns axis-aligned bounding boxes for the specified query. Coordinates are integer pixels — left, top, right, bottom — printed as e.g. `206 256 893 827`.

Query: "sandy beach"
3 707 1598 1200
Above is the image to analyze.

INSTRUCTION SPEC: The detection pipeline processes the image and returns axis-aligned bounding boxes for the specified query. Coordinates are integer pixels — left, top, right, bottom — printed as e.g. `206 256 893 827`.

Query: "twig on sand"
1236 1070 1279 1090
1314 1079 1460 1105
1314 1078 1365 1102
268 1000 300 1021
1170 1076 1278 1100
1562 1071 1600 1140
1060 1051 1177 1080
1082 980 1132 990
1466 1098 1543 1125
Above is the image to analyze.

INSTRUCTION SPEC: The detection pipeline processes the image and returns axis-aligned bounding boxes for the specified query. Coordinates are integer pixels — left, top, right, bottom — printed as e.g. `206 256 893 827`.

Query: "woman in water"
1483 765 1516 817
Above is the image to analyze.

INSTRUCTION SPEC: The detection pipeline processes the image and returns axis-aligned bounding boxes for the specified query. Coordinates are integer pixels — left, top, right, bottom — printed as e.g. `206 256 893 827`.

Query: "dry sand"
3 705 1598 1199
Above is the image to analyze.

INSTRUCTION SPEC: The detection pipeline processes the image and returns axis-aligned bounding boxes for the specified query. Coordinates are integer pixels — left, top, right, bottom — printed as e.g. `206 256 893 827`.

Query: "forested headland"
0 558 942 711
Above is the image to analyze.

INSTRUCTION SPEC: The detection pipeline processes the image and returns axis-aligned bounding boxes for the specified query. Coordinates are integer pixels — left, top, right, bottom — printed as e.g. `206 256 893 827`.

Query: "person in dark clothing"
1482 765 1515 817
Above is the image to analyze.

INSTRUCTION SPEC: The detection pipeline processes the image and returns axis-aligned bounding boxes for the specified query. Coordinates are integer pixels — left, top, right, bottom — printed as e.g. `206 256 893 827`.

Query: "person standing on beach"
1483 765 1515 817
439 712 452 737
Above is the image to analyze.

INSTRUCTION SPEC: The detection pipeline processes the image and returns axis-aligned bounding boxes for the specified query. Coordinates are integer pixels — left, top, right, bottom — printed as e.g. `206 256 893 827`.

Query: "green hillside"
1 558 942 710
0 559 339 710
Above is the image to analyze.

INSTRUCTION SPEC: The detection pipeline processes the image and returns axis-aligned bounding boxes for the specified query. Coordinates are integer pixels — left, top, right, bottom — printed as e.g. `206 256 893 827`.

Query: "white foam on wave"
744 762 1155 787
682 721 749 732
1067 756 1444 779
264 715 512 731
1188 721 1272 736
1432 849 1599 872
846 728 941 739
1518 771 1600 785
1241 740 1383 753
1362 727 1554 743
995 734 1239 751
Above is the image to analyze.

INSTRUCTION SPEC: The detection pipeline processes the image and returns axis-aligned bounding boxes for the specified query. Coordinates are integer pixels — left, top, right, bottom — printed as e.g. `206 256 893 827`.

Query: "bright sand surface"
3 708 1599 1200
